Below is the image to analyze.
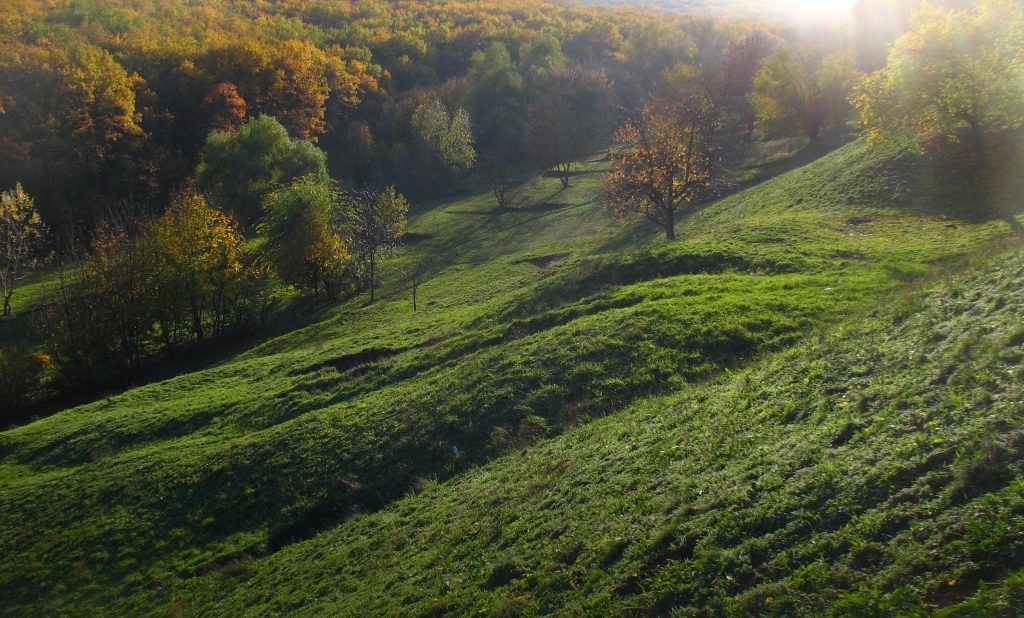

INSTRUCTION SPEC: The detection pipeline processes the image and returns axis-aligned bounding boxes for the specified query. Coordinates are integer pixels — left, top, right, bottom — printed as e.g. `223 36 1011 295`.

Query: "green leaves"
412 100 477 176
195 115 327 224
260 176 350 298
751 45 861 141
854 0 1024 158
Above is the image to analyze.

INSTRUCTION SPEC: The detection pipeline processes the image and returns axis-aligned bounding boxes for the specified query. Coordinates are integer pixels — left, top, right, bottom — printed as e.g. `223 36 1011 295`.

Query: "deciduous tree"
480 146 521 212
261 177 351 299
195 115 327 224
600 101 713 241
265 40 331 142
0 183 47 316
148 190 246 343
854 0 1024 162
853 0 1024 232
751 45 860 141
720 31 774 139
204 83 248 134
349 186 409 302
412 100 477 176
527 66 611 188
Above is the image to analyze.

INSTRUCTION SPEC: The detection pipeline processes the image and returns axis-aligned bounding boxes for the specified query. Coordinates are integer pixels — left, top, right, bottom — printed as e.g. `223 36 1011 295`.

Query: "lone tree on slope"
600 101 713 241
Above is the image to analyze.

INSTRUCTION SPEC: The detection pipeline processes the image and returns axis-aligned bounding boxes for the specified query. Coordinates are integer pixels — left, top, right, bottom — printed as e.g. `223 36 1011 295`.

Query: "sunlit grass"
0 139 1019 615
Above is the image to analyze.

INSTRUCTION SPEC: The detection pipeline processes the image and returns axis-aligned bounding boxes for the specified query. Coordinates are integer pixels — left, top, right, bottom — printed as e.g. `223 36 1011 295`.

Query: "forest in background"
2 0 1020 423
0 0 866 419
0 0 871 232
2 1 1024 615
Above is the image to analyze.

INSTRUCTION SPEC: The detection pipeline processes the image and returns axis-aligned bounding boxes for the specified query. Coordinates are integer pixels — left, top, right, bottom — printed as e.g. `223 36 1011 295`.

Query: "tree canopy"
751 45 861 141
195 115 328 224
600 100 713 241
260 177 351 300
0 184 47 316
0 0 816 230
854 0 1024 161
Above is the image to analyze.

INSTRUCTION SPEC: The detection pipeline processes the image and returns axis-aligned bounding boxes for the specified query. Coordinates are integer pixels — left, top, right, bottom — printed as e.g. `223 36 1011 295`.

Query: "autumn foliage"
0 184 48 316
601 101 713 240
0 0 798 229
45 193 260 380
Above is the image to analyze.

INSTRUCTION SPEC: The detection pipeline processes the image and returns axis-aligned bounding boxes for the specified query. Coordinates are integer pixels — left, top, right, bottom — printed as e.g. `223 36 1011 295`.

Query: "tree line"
599 0 1023 241
3 0 1022 421
0 0 774 232
0 115 411 418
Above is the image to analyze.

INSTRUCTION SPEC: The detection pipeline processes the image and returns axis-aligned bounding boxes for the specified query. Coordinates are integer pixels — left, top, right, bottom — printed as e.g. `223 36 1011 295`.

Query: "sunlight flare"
784 0 857 23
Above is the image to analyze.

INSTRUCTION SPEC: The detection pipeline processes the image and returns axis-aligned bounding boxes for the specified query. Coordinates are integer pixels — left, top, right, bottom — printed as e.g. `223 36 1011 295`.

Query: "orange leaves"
601 102 713 240
204 83 247 134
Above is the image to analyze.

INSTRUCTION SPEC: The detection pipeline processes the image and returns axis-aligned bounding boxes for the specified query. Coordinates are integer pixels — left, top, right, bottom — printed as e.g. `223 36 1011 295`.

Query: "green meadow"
1 138 1022 616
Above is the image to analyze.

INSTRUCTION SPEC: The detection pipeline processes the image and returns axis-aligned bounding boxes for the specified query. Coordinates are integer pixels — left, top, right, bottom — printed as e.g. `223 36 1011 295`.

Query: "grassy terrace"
0 138 1019 615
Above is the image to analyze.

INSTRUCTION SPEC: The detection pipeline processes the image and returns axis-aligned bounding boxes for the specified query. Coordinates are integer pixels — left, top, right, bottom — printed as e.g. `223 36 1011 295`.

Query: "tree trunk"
559 162 571 188
962 120 1015 236
2 294 10 316
1002 215 1024 239
967 119 986 166
190 297 205 343
665 217 676 241
369 253 376 302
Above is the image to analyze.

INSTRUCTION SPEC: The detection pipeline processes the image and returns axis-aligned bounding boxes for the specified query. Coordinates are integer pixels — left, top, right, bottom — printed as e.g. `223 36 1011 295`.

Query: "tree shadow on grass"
1 293 339 429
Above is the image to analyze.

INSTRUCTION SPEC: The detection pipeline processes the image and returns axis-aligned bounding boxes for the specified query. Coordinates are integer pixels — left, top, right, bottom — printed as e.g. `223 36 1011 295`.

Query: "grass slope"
0 139 1018 615
188 248 1024 617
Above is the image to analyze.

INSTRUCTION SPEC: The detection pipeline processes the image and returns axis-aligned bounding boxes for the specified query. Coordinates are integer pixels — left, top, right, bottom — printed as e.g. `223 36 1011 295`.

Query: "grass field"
0 138 1021 615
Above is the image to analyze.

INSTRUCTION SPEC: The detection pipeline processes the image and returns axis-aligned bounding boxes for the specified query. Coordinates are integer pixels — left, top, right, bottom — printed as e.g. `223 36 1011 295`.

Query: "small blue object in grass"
452 445 460 456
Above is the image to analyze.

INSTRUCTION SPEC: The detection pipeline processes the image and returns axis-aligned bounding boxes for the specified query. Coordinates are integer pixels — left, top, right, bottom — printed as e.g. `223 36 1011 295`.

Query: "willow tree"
600 101 713 241
195 115 328 224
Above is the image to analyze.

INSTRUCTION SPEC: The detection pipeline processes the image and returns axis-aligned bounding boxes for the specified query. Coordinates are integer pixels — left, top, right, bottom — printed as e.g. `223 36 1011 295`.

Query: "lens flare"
783 0 857 23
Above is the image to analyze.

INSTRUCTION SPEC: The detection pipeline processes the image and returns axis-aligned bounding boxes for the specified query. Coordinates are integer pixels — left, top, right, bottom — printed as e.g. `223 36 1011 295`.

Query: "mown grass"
0 138 1019 615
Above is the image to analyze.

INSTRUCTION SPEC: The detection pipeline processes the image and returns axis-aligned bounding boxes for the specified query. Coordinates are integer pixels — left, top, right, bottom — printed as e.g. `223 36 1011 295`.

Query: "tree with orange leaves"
600 102 713 241
204 83 247 134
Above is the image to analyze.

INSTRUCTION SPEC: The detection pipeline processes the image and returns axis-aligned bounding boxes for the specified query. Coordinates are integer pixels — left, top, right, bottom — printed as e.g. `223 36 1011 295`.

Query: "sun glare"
783 0 857 23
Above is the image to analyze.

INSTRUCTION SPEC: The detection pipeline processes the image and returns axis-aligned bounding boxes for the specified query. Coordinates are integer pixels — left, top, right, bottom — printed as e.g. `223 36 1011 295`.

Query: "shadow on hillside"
1 295 340 430
541 168 599 180
0 311 36 347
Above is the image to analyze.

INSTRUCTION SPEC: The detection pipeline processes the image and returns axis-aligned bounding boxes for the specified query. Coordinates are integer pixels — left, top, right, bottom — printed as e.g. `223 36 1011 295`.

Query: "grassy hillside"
184 246 1024 617
0 139 1019 615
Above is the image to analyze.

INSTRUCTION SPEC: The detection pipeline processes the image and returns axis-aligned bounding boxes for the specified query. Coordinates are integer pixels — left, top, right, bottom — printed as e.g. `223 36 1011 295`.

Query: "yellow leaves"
1 183 47 260
146 189 247 302
855 0 1024 155
31 351 52 370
